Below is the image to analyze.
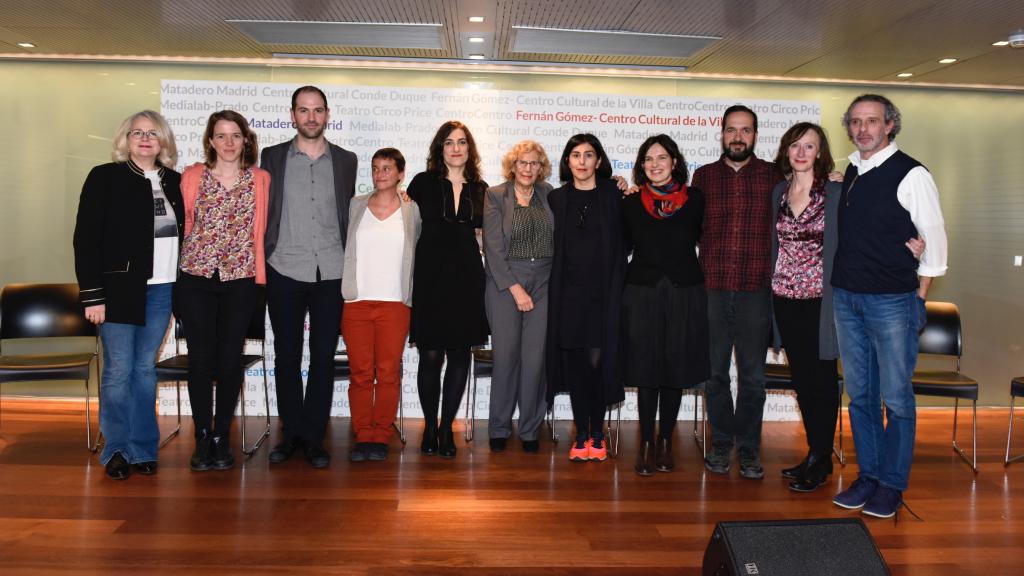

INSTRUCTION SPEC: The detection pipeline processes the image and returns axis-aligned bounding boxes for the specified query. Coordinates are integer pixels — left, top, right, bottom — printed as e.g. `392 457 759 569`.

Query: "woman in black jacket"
73 110 183 480
546 133 627 463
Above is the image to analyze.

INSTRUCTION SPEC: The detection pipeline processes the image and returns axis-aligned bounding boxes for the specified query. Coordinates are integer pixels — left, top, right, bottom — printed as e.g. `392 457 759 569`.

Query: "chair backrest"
919 301 962 358
0 283 95 340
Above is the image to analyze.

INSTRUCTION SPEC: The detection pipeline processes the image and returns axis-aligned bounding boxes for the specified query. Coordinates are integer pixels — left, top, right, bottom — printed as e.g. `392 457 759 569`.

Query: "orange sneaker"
589 437 608 461
569 438 590 462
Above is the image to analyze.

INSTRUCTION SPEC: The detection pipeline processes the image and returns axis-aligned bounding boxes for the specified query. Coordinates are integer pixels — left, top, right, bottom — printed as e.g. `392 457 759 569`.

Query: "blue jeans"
98 283 173 465
833 288 925 491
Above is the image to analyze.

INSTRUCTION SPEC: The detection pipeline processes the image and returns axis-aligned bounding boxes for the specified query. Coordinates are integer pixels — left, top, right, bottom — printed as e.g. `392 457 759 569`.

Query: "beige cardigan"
341 193 422 306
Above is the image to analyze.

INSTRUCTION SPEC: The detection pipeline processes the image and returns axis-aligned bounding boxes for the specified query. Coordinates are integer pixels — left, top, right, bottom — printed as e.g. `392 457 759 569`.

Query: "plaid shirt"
693 155 784 291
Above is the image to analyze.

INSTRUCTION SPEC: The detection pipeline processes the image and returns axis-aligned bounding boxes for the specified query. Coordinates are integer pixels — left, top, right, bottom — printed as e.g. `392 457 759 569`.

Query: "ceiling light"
938 58 957 64
468 16 484 23
468 54 485 60
17 42 35 48
897 73 913 78
992 40 1009 46
469 37 484 43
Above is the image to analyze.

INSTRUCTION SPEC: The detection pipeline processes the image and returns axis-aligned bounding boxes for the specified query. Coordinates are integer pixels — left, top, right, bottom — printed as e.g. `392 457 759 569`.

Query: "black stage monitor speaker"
702 518 890 576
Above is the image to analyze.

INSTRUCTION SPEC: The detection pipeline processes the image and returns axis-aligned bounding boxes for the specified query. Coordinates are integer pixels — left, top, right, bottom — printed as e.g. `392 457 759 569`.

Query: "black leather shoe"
782 453 812 479
489 437 507 452
655 437 674 472
635 441 655 477
305 442 330 469
522 439 540 453
133 461 158 475
269 438 300 464
211 435 235 470
438 427 457 459
420 427 438 455
788 453 833 493
190 433 214 472
105 453 131 480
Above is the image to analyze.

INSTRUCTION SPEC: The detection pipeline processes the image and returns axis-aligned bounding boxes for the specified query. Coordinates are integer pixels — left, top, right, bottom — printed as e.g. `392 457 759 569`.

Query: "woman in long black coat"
545 133 627 463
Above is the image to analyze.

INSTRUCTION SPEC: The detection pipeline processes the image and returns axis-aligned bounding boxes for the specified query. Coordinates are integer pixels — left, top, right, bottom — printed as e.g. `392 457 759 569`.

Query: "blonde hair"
111 110 178 167
501 140 552 182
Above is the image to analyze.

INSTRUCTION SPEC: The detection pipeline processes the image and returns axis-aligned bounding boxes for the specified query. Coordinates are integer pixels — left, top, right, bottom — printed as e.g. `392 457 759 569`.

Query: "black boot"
781 452 811 479
438 426 457 459
788 452 833 493
634 441 655 476
211 434 235 470
190 431 213 471
421 424 439 455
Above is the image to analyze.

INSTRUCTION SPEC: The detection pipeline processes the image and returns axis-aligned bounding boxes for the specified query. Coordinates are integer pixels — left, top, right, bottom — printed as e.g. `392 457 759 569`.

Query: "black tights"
417 347 470 431
637 388 683 442
565 347 606 442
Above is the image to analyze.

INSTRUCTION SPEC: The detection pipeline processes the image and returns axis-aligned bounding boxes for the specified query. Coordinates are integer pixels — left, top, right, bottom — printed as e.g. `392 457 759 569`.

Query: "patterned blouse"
507 191 554 260
179 167 256 281
772 185 826 299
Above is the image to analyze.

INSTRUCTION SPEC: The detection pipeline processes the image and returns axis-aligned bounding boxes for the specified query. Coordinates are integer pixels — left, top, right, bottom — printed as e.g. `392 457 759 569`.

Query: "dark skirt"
622 278 710 389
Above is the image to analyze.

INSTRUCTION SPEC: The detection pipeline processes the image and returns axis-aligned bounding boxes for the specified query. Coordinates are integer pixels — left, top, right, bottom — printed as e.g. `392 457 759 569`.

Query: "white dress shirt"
848 142 948 278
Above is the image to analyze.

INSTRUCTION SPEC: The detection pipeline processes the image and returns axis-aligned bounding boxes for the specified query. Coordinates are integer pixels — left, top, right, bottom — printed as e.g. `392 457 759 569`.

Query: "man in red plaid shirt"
693 105 784 479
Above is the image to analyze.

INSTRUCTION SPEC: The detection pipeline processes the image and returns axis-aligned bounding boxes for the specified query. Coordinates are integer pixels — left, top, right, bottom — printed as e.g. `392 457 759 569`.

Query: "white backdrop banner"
159 79 820 423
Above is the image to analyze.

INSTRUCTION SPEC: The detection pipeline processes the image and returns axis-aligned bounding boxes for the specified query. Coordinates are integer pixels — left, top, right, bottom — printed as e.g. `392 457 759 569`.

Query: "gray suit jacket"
482 180 554 291
260 138 357 259
341 193 422 306
770 179 840 360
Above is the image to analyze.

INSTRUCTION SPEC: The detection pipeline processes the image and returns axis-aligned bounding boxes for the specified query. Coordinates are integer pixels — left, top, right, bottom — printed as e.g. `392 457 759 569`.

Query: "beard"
723 139 755 162
297 122 326 139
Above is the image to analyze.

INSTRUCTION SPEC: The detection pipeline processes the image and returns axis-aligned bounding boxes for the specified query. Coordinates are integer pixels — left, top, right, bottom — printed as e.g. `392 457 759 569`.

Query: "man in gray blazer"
260 85 356 468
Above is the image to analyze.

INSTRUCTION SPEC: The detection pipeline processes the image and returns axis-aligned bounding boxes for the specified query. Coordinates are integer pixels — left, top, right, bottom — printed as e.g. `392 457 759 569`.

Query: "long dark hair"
558 133 612 183
425 120 482 183
632 134 689 187
773 122 835 182
202 110 259 169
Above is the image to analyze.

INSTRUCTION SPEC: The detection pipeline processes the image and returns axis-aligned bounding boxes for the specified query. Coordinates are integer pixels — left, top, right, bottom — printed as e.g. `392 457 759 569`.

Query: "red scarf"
640 180 688 219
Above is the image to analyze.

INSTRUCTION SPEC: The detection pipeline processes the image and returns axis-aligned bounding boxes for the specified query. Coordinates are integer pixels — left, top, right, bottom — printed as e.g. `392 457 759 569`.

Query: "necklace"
514 185 534 205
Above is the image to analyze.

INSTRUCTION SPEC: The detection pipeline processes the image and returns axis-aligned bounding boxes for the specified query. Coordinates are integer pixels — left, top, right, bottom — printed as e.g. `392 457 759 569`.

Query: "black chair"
1004 376 1023 466
154 289 270 456
0 283 100 451
333 346 406 445
607 383 707 458
911 301 979 472
467 346 559 444
764 356 846 466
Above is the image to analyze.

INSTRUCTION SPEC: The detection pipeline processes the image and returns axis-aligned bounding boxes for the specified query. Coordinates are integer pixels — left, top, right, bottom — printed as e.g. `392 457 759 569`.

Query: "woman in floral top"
770 122 922 493
177 110 269 471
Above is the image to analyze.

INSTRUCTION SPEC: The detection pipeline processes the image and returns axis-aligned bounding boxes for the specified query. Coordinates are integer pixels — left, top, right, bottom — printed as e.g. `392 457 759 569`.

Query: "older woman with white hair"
483 140 556 454
73 110 183 480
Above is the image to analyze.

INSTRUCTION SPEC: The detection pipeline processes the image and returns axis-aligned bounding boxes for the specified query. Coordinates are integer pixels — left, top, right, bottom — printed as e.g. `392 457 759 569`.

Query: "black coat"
73 160 183 325
545 179 627 405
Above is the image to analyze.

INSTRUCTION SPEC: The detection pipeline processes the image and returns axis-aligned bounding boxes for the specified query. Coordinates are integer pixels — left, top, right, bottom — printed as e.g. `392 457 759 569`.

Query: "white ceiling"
1 0 1022 88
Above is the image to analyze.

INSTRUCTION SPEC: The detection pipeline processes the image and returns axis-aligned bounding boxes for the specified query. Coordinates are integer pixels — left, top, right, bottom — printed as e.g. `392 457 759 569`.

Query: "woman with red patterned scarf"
622 134 710 476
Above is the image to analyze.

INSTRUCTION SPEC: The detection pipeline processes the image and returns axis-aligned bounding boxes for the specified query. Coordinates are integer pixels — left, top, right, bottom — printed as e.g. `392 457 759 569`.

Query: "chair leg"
392 362 407 445
951 397 979 473
1006 396 1023 466
241 366 272 457
85 376 101 453
464 365 477 443
605 403 620 458
833 381 846 466
548 405 559 443
159 380 182 449
692 388 706 457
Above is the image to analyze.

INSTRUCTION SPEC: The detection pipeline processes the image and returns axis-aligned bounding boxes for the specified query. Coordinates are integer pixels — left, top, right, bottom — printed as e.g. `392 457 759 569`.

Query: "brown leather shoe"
655 437 675 472
634 441 655 476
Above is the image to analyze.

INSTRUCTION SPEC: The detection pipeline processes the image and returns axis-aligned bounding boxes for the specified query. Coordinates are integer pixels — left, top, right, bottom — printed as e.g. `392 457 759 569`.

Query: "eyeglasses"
516 160 540 169
576 204 588 229
128 129 159 140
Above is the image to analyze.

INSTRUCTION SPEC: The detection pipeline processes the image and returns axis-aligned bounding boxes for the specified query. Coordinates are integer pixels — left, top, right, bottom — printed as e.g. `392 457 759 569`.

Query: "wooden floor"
1 398 1022 575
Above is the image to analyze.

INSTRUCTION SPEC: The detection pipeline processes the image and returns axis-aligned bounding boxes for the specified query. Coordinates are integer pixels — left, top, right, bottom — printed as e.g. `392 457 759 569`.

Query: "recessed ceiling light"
992 40 1009 46
468 54 485 60
17 42 35 48
897 73 913 78
469 36 485 43
938 58 957 64
468 16 484 23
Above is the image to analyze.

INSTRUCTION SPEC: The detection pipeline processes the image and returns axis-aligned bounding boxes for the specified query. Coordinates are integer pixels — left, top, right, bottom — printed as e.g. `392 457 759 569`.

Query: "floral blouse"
772 185 826 299
179 167 256 281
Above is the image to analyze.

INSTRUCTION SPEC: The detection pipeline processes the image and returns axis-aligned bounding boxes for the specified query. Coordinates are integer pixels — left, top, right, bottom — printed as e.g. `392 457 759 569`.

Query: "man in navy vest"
830 94 947 518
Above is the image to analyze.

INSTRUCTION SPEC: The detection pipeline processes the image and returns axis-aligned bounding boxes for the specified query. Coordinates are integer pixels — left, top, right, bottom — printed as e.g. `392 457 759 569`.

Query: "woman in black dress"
623 134 710 476
546 134 627 463
407 120 489 458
